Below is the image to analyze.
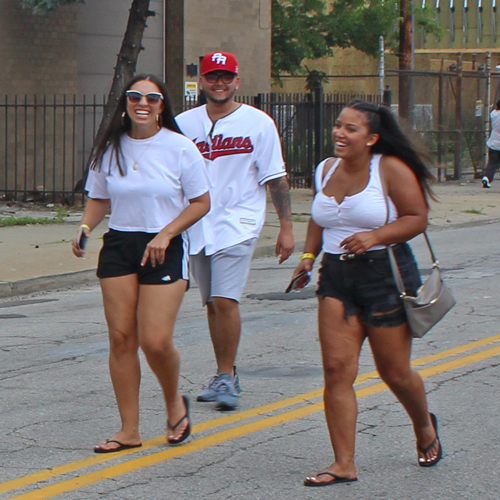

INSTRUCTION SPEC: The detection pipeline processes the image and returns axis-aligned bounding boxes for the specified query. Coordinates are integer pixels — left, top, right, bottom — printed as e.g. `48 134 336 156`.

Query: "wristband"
79 224 91 231
300 252 316 261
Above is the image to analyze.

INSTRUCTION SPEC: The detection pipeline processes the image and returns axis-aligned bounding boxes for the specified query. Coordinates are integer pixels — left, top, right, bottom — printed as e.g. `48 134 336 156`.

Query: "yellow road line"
3 337 500 499
0 369 379 495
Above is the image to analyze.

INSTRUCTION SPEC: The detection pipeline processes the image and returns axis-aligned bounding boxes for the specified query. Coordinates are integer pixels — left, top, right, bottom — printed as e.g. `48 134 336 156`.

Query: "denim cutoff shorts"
316 243 422 328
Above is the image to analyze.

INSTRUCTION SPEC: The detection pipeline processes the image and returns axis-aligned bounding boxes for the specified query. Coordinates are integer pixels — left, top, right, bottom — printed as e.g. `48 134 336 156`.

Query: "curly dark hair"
91 74 182 175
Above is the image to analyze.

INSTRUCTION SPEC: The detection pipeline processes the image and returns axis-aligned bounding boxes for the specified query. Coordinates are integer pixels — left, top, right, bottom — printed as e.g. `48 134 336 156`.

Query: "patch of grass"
0 216 65 227
54 206 68 218
292 215 309 223
461 209 485 215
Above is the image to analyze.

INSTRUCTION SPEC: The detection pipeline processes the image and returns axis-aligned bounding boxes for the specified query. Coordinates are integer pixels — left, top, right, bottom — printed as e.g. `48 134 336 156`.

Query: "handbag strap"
378 157 439 297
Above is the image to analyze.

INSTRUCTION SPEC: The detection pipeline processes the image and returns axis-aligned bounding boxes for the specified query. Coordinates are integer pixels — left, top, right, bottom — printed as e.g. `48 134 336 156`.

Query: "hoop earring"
121 111 127 125
156 114 163 128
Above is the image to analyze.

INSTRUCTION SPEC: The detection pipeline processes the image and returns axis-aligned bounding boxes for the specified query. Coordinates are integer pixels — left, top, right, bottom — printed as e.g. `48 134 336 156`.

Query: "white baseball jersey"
85 128 209 233
176 103 287 255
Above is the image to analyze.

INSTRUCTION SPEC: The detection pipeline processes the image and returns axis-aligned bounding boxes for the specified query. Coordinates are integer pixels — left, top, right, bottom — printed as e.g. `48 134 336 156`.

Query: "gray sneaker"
197 368 242 403
214 373 240 411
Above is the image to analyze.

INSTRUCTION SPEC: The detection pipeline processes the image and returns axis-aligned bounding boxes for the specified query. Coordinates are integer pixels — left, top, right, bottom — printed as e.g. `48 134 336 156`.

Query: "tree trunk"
398 0 412 121
74 0 154 192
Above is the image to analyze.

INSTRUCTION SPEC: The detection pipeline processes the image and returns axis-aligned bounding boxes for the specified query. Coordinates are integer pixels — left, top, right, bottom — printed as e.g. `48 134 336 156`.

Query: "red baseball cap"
201 52 239 75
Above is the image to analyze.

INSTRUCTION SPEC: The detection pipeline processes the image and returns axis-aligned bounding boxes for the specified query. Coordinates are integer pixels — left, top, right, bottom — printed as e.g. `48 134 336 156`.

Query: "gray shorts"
190 238 257 305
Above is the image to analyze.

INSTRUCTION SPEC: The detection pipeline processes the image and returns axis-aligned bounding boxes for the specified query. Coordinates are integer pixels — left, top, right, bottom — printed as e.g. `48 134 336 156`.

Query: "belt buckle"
340 253 356 261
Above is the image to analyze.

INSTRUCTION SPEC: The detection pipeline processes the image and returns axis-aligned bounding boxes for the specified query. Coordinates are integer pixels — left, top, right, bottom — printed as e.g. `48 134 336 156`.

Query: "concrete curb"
2 213 499 299
0 270 98 298
0 241 307 299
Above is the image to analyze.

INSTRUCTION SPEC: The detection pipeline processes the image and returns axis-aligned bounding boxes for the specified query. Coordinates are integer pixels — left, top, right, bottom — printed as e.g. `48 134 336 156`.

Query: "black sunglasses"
126 90 164 104
203 73 236 84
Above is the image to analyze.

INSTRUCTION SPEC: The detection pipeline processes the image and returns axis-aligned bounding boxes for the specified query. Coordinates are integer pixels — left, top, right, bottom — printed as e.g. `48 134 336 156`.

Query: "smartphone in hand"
285 270 311 293
78 231 88 251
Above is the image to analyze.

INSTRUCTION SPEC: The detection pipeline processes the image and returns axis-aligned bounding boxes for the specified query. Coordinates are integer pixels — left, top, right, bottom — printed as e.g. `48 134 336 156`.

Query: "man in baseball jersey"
176 51 295 411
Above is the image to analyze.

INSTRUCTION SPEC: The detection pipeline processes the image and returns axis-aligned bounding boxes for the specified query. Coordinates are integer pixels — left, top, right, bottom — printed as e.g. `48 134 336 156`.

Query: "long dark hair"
345 99 435 204
91 74 182 175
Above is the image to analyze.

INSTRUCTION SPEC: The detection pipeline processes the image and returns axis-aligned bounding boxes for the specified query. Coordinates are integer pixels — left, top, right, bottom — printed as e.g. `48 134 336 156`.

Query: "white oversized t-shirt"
85 128 209 233
175 104 287 255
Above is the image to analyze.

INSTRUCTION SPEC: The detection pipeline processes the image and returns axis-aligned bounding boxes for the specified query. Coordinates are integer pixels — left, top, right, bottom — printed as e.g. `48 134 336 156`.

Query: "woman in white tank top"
291 100 441 486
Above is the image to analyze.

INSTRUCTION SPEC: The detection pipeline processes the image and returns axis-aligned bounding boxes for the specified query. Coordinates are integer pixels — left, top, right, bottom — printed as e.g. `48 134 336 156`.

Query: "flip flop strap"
105 439 125 446
418 437 438 454
316 472 341 480
167 414 187 431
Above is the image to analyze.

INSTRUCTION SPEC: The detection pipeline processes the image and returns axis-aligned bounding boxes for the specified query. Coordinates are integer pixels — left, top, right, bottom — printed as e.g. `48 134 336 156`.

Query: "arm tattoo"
267 177 292 222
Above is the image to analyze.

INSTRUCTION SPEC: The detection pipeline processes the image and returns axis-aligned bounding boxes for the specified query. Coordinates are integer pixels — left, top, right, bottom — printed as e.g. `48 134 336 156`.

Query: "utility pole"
379 36 385 103
399 0 413 121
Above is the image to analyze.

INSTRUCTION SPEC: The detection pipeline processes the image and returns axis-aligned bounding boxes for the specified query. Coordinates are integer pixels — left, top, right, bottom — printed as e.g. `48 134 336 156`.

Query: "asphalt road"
1 222 500 500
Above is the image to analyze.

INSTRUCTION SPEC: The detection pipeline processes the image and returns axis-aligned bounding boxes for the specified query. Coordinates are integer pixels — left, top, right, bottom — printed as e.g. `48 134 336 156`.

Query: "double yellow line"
3 334 500 500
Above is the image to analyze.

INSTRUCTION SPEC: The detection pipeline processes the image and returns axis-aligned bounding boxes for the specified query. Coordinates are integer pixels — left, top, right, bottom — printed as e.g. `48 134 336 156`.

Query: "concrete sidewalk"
1 179 499 298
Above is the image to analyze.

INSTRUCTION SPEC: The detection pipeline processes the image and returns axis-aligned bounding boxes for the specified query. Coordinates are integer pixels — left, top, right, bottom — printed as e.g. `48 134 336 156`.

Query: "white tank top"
311 154 398 254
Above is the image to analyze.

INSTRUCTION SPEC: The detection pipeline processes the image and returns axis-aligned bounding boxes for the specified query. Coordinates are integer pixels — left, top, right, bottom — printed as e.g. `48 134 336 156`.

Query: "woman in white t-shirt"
291 100 441 486
482 100 500 188
72 74 210 452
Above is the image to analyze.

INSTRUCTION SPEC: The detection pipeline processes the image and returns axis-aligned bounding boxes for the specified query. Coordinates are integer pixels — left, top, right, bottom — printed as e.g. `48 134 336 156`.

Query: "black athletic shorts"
317 243 422 328
97 229 189 285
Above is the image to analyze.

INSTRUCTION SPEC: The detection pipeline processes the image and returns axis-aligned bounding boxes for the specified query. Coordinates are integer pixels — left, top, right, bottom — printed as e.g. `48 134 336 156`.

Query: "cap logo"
211 53 227 65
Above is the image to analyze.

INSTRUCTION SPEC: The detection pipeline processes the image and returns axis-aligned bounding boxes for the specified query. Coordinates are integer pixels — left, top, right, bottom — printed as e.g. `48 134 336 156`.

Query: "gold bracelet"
300 252 316 261
79 224 91 231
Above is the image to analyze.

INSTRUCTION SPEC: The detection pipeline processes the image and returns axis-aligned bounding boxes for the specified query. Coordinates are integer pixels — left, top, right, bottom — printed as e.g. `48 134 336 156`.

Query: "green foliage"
0 216 65 227
272 0 334 78
21 0 84 14
304 66 329 91
414 6 447 39
272 0 400 76
461 209 485 215
272 0 444 76
54 206 68 218
329 0 400 57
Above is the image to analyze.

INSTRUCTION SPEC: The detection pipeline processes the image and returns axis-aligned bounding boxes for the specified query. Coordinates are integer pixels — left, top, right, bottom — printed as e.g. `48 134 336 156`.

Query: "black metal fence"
0 69 491 203
0 94 105 204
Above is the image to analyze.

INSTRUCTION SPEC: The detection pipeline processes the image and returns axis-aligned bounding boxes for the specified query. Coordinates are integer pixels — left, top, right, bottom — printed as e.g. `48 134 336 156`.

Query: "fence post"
485 51 491 174
307 93 314 183
254 93 263 110
314 86 324 167
454 53 463 179
438 70 444 180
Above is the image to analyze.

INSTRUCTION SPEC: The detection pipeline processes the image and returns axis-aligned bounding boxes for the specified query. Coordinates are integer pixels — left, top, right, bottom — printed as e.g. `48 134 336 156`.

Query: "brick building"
0 0 273 102
0 0 78 95
0 0 272 202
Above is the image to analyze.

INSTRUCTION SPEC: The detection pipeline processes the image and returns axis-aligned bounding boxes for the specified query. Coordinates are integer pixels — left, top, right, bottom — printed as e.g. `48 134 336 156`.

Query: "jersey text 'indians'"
195 135 254 160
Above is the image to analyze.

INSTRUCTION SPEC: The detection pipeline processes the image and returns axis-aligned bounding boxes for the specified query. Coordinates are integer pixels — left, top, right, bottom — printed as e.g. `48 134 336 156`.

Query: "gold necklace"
129 130 158 170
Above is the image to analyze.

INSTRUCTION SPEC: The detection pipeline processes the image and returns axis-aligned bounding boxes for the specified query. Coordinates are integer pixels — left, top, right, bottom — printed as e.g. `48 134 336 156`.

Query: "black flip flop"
418 412 443 467
94 439 142 454
167 395 191 445
304 472 358 487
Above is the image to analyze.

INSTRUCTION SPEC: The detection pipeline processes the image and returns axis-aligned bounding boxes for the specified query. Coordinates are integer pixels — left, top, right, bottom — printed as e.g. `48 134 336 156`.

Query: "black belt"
327 244 405 261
